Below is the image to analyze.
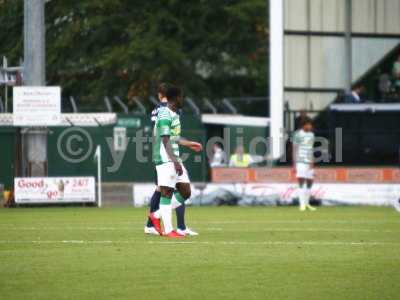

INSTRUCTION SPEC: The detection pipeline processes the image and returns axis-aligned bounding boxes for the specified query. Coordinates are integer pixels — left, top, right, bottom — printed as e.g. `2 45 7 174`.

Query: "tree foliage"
0 0 268 111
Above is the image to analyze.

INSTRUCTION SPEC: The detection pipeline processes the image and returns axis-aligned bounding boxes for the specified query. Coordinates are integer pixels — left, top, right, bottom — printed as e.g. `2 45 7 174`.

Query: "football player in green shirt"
149 86 202 238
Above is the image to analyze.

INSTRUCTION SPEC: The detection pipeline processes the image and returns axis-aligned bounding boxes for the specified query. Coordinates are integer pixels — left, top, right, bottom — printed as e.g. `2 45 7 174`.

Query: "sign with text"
211 167 400 183
15 177 96 204
13 86 61 126
117 118 141 128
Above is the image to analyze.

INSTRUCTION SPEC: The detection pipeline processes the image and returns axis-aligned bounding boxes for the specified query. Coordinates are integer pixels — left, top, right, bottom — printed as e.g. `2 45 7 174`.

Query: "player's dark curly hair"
300 116 313 127
158 83 169 97
166 86 182 102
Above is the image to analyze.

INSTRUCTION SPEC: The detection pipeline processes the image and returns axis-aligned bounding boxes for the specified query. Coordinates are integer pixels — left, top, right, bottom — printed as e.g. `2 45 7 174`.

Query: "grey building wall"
284 0 400 111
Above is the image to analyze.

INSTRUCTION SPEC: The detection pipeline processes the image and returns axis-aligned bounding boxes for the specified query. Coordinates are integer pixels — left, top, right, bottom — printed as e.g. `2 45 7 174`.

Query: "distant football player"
293 117 317 211
394 198 400 213
148 86 202 238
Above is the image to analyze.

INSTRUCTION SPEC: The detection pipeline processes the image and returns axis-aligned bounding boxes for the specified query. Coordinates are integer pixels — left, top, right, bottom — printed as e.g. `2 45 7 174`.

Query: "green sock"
159 197 173 234
174 192 185 204
160 196 171 205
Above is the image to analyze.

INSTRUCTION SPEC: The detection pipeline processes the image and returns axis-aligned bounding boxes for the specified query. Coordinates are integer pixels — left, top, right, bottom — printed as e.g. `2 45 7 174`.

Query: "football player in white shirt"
293 117 317 211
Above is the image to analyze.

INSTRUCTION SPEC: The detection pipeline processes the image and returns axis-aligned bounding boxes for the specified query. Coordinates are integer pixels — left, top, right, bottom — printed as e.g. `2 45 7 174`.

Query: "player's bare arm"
178 138 203 152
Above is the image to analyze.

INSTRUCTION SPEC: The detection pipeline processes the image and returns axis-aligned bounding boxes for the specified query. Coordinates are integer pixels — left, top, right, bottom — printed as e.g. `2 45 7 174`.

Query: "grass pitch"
0 206 399 300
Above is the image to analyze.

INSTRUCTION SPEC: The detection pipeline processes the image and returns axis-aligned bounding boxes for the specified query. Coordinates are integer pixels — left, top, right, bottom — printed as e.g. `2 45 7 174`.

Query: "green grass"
0 206 399 300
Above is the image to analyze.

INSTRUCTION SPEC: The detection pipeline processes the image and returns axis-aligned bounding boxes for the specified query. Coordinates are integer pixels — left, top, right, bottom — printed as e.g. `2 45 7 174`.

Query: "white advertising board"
15 177 96 204
13 86 61 126
133 183 400 207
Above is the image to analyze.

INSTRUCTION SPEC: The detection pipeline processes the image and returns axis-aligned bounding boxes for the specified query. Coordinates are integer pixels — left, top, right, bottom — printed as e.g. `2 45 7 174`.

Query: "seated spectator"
393 54 400 91
344 86 364 103
378 73 392 99
335 90 345 103
210 143 227 168
229 145 253 168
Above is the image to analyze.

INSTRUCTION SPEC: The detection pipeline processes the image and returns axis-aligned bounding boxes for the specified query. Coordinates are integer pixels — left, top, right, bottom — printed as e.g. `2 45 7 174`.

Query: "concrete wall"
285 0 346 32
352 0 400 34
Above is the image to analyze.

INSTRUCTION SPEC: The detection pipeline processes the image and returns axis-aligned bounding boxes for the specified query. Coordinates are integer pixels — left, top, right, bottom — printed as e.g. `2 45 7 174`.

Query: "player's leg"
174 182 190 232
174 202 197 236
159 186 185 238
151 162 184 238
296 162 307 211
304 164 316 211
144 186 162 235
394 197 400 212
145 168 162 234
298 178 307 211
305 179 316 211
170 191 197 236
174 195 186 231
158 186 175 235
174 165 198 236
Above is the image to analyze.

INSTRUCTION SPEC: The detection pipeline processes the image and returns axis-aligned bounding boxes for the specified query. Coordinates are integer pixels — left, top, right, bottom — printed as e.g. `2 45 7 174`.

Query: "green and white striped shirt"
153 106 181 165
293 129 314 164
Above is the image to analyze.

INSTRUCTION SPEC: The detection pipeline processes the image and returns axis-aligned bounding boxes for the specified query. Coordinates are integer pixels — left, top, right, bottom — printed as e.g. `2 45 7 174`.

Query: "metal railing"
0 93 271 116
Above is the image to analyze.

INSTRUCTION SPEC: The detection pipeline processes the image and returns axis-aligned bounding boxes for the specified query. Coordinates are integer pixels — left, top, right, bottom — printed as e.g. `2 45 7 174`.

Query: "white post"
24 0 47 176
345 0 353 90
269 0 284 160
24 0 46 86
3 57 8 113
95 146 102 207
5 85 8 113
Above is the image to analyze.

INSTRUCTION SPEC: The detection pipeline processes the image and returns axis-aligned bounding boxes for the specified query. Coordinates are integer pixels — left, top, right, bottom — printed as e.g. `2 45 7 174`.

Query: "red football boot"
149 213 163 235
164 230 185 238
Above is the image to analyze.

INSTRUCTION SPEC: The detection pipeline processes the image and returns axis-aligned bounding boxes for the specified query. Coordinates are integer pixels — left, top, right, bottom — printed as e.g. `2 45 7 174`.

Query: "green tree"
0 0 268 112
0 0 23 66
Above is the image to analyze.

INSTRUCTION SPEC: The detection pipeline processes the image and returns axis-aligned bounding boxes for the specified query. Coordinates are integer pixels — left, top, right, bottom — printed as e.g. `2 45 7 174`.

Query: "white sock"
159 204 173 234
305 188 311 206
299 184 307 208
153 209 161 219
171 195 182 210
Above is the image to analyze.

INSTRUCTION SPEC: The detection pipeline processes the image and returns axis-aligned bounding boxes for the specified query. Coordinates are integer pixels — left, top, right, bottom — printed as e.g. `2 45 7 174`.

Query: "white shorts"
156 162 190 189
296 162 314 180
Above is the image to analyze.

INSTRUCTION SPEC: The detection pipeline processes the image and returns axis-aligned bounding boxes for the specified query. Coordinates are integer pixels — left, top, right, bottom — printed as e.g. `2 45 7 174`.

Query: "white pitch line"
0 226 396 233
212 228 398 233
0 227 134 231
0 240 398 247
1 220 400 227
199 220 400 225
0 215 400 226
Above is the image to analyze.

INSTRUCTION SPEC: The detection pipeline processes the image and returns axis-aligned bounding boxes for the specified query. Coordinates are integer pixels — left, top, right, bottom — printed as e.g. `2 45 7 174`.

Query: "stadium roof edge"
201 114 270 127
0 113 117 127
